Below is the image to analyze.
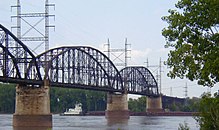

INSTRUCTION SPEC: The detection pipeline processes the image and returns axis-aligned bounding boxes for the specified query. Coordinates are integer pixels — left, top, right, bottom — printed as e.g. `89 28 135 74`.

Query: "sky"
0 0 218 98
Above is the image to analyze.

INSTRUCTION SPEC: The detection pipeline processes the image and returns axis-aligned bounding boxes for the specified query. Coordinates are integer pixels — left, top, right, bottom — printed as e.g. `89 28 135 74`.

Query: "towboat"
60 103 83 116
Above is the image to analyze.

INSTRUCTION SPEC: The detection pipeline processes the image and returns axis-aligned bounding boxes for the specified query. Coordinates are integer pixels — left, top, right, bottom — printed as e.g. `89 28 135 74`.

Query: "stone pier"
105 93 129 120
146 95 163 112
13 80 52 127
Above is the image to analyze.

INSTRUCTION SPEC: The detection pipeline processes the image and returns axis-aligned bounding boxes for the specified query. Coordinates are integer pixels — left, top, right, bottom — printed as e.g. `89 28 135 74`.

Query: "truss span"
0 24 42 84
28 46 124 92
119 66 159 96
0 24 159 97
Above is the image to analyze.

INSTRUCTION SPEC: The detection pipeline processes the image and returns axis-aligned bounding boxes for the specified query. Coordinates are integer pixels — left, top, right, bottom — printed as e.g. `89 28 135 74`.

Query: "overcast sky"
1 0 218 98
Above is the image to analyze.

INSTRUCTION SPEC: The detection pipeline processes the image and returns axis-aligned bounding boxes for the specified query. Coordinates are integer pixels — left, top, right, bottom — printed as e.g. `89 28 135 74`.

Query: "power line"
145 58 164 95
184 82 188 98
104 38 131 69
11 0 55 54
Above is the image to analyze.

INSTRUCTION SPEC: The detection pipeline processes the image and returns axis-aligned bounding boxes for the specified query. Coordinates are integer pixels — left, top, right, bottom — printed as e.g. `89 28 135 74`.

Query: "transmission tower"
184 82 188 98
170 87 172 96
145 58 163 95
104 38 131 69
11 0 55 55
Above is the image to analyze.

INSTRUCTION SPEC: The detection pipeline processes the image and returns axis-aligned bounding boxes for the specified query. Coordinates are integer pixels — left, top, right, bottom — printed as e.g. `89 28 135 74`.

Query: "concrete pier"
146 95 163 112
13 80 52 127
105 93 129 120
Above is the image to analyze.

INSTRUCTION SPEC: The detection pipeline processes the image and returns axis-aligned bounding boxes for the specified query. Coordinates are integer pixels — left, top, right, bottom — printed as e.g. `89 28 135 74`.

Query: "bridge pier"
105 93 129 123
146 95 163 112
13 80 52 127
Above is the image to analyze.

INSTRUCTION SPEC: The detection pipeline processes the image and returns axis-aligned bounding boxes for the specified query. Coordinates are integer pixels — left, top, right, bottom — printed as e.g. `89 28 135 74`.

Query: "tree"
128 96 146 112
194 92 219 130
162 0 219 87
50 87 106 113
0 84 15 113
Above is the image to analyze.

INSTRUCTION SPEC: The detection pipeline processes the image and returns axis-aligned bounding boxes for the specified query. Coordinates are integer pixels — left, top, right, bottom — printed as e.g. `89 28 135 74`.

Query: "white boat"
60 103 83 116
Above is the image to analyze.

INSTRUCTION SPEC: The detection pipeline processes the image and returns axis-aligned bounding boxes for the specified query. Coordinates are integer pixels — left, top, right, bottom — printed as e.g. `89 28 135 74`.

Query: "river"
0 114 199 130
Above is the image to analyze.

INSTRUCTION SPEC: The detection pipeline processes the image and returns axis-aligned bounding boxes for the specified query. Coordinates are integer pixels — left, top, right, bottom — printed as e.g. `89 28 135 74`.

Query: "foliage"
162 0 219 87
0 84 107 113
0 84 16 113
163 97 200 112
181 97 200 112
195 92 219 130
128 96 146 112
50 88 107 113
178 121 190 130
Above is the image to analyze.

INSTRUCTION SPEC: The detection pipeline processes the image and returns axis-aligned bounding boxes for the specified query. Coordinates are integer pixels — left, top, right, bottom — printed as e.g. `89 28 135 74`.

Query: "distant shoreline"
0 111 199 116
85 111 199 116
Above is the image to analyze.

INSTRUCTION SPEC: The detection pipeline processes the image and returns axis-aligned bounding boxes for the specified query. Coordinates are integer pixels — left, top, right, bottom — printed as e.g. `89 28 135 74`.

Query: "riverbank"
85 111 198 116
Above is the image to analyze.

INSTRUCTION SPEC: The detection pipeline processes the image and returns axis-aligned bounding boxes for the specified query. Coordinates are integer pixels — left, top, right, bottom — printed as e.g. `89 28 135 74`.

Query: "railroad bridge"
0 24 162 127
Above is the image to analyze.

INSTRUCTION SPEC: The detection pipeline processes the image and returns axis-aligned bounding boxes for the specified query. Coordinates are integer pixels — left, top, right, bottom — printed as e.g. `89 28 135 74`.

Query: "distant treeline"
0 84 199 113
0 83 107 114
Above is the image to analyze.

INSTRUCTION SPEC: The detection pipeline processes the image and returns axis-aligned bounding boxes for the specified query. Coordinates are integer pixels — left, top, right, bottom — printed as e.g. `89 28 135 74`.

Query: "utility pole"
104 38 131 93
184 82 188 98
145 58 163 95
144 58 149 68
11 0 55 78
184 82 188 105
11 0 22 68
11 0 55 54
170 87 172 96
159 58 162 94
104 38 131 69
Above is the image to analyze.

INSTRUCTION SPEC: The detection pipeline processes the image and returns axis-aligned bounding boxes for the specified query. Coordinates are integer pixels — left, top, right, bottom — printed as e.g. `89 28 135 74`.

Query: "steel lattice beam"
119 66 159 96
0 24 159 97
0 24 42 81
28 46 124 92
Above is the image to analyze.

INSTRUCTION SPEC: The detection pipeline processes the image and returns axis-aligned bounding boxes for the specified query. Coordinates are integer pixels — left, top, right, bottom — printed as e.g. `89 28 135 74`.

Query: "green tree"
0 84 15 113
195 93 219 130
162 0 219 87
0 84 107 114
50 87 106 113
128 96 146 112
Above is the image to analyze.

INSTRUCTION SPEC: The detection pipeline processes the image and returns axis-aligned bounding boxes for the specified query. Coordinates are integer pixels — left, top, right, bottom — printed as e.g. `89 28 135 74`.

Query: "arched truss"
119 66 159 96
0 24 158 96
0 24 41 84
28 46 124 92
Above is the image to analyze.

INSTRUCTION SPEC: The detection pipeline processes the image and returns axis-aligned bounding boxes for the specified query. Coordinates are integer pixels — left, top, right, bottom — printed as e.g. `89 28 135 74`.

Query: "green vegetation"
195 93 219 130
164 97 200 112
0 84 16 113
162 0 219 129
128 96 146 112
0 84 201 114
162 0 219 87
50 87 106 113
178 121 190 130
0 84 106 113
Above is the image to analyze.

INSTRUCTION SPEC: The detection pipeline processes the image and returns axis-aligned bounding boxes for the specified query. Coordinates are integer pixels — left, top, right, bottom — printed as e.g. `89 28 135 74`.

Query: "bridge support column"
13 80 52 127
105 93 129 121
146 95 163 112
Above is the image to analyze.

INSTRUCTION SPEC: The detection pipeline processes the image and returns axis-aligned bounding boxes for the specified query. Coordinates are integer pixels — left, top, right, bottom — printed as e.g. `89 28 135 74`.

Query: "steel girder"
28 46 124 92
0 24 42 84
119 66 159 96
0 24 158 96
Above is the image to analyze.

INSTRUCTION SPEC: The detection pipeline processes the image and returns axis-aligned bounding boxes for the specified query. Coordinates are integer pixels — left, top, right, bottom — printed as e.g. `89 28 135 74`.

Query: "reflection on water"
106 118 129 130
13 126 52 130
0 114 199 130
107 118 128 126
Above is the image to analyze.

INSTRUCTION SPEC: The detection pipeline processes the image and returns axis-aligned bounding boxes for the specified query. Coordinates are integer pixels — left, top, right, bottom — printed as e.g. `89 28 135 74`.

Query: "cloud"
132 48 152 57
129 48 152 65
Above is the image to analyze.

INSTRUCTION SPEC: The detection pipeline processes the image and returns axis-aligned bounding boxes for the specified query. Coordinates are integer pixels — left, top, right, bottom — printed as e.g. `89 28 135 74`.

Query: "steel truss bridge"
0 24 159 96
